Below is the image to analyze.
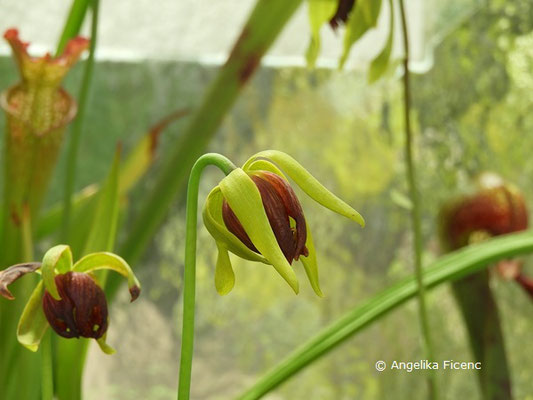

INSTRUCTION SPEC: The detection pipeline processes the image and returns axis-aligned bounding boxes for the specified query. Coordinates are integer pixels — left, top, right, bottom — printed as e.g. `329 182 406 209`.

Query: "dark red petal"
251 174 297 263
222 200 258 253
42 272 108 339
440 186 528 250
329 0 356 30
222 171 309 264
255 172 308 260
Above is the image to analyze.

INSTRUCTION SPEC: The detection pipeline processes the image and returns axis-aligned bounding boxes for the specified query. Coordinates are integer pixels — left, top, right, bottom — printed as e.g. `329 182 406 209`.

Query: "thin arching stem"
398 0 437 398
177 153 236 400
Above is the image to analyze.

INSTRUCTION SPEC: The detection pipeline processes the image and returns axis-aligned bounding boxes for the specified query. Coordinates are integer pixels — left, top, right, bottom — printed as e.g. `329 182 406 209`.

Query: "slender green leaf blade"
236 230 533 399
56 0 91 55
81 147 121 255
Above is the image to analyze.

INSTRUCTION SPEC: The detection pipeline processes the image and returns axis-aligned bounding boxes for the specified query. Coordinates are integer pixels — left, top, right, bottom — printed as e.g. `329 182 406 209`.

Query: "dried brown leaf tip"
223 171 309 264
0 263 41 300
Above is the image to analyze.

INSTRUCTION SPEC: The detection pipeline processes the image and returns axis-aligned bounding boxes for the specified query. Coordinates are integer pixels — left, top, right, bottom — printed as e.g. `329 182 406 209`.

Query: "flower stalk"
178 153 237 400
398 0 437 398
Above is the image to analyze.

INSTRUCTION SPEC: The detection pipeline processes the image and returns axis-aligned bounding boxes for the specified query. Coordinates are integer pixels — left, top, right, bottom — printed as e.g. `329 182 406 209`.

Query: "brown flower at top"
222 171 308 264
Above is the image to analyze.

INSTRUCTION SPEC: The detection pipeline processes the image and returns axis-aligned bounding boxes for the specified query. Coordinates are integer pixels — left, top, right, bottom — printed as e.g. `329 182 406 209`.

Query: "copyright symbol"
375 360 386 372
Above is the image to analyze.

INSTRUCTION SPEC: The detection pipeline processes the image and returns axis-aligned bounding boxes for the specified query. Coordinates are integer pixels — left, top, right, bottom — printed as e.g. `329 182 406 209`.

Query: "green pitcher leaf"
17 281 48 352
72 252 140 301
41 245 73 300
368 0 394 83
203 187 267 263
244 151 365 227
219 168 299 294
305 0 337 67
214 242 236 295
299 223 323 297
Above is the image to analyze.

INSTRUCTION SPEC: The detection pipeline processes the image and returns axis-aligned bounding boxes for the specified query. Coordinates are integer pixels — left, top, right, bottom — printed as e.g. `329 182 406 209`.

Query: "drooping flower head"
439 172 532 299
203 150 365 296
42 272 109 339
0 245 140 354
439 173 528 251
222 171 309 264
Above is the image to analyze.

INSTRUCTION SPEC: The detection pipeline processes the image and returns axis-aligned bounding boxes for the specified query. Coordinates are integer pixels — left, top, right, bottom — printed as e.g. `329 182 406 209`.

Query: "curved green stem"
398 0 437 398
61 0 99 241
178 153 236 400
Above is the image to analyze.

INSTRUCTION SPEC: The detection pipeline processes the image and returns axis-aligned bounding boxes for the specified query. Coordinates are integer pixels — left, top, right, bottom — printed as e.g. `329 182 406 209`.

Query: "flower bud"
42 271 108 339
222 171 309 264
439 179 528 250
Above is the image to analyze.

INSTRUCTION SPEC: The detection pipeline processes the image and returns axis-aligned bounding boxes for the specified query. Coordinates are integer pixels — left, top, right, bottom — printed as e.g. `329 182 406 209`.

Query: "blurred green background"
1 0 533 399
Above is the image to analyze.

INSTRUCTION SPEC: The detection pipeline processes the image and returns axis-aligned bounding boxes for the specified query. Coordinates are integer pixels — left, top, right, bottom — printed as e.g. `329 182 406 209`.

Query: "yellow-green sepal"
214 242 235 295
17 281 49 352
244 158 286 178
96 333 116 355
244 150 365 227
219 168 299 294
72 252 141 301
203 186 267 263
41 245 73 300
299 223 323 297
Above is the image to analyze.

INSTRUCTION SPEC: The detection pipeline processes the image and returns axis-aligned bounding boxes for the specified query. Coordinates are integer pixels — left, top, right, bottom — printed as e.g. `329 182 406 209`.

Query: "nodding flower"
439 172 532 300
0 245 140 354
202 150 365 296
